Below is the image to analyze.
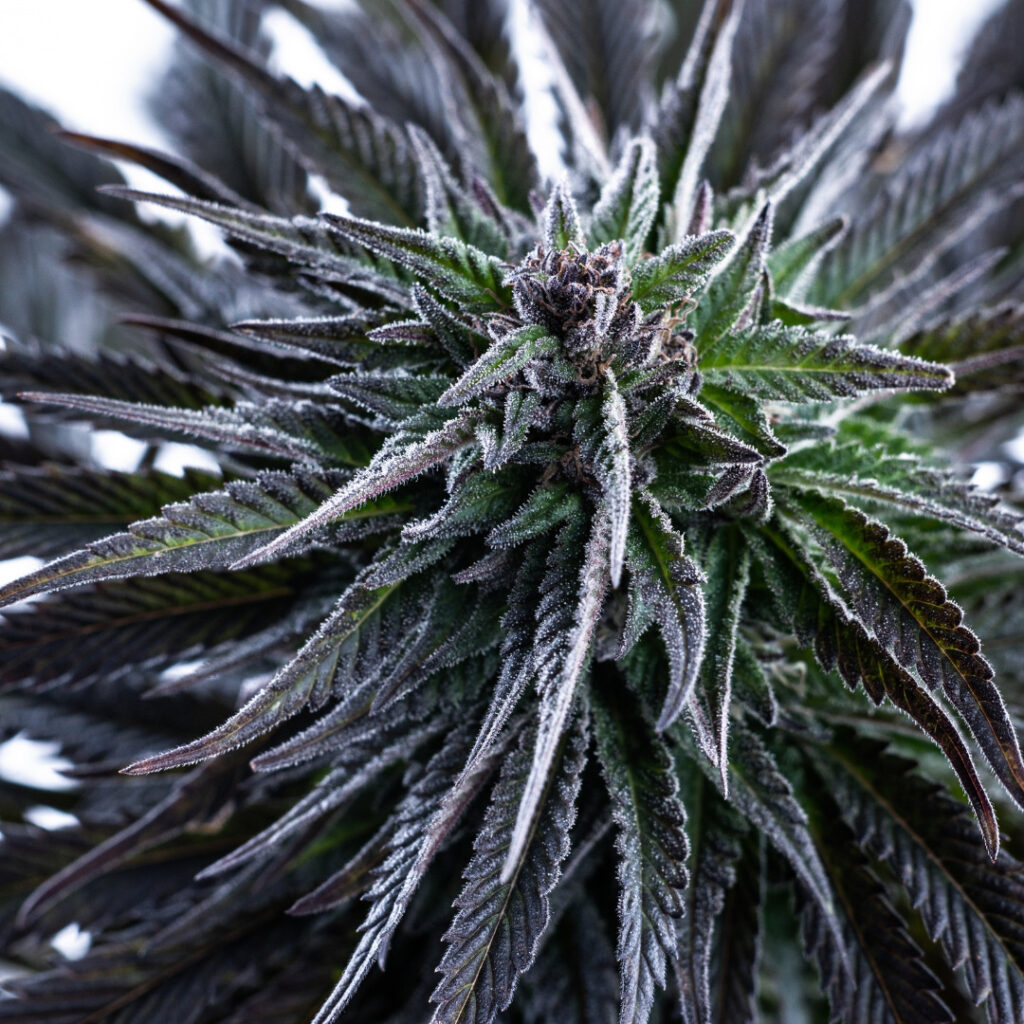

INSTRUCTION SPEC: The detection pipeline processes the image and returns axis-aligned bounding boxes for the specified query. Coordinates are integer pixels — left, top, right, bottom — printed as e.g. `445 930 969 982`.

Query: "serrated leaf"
204 710 447 881
813 736 1024 1020
676 773 757 1024
18 758 239 925
401 467 523 543
700 322 953 401
458 542 549 782
696 384 787 460
659 0 744 240
124 574 402 774
630 230 734 314
719 725 846 965
533 0 662 143
901 303 1024 395
593 677 689 1024
747 62 892 214
100 186 411 305
0 568 299 694
625 491 706 729
324 372 446 427
0 469 369 610
401 3 539 215
773 421 1024 556
440 325 557 406
0 342 226 412
811 95 1024 311
502 508 609 881
750 517 1001 853
487 483 581 549
542 181 585 252
233 410 480 569
518 898 619 1024
19 391 374 466
690 203 773 346
143 0 423 225
300 720 497 1024
789 490 1024 815
689 528 750 791
430 715 588 1024
229 311 405 368
589 138 660 263
0 463 215 561
324 211 510 313
767 216 847 296
797 802 953 1024
409 125 511 255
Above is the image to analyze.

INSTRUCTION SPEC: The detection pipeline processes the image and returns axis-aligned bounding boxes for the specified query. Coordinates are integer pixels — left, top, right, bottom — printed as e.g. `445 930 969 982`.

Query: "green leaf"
812 736 1024 1019
677 773 757 1024
811 95 1024 310
233 410 481 570
689 202 773 346
789 490 1024 815
0 463 215 560
142 0 422 225
798 797 953 1024
0 568 300 694
324 211 511 312
543 181 585 251
746 519 1001 858
719 725 846 968
329 371 451 423
100 186 411 305
439 325 556 406
767 216 847 296
697 384 787 460
625 491 705 730
430 715 588 1024
689 528 750 790
487 483 581 549
502 508 609 881
588 138 660 263
629 230 734 314
901 303 1024 395
0 469 377 610
772 421 1024 556
700 321 953 401
659 0 744 240
125 573 402 774
593 677 689 1024
19 390 375 466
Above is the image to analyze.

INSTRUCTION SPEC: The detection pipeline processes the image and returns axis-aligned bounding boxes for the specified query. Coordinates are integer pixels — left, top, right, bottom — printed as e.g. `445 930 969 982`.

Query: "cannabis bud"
1 0 1023 1022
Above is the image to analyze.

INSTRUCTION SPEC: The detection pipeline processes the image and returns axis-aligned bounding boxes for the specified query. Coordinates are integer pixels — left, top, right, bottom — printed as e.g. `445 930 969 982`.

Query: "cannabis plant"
2 0 1024 1020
